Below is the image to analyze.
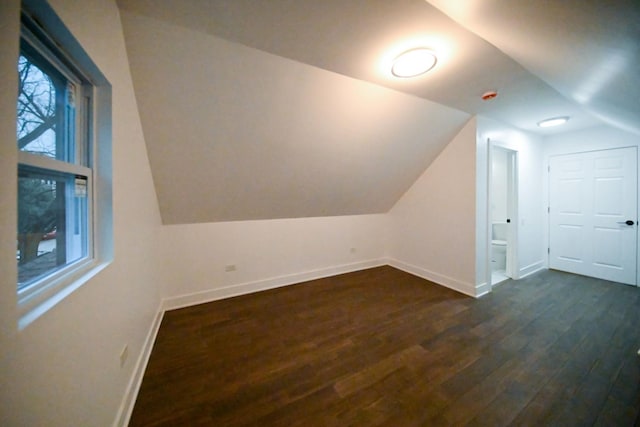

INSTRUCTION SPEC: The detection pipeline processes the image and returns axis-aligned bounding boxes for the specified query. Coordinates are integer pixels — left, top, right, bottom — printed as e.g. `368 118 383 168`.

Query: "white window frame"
17 0 113 329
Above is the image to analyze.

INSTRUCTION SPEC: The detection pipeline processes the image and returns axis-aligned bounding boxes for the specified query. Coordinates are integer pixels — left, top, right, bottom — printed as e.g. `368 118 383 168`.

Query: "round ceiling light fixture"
391 48 438 78
537 116 570 128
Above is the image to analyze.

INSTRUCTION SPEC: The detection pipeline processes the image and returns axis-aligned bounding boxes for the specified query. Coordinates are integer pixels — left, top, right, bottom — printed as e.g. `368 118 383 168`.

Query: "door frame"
486 140 519 289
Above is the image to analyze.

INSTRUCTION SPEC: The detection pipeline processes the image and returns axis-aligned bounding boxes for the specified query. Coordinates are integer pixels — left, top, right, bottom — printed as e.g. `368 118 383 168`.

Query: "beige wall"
0 1 546 425
0 1 164 425
387 117 479 295
476 116 546 285
160 215 389 308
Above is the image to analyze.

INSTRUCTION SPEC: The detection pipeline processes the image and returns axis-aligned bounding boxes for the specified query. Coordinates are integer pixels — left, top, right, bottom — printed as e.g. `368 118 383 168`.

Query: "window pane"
17 54 57 158
17 52 75 162
17 169 88 289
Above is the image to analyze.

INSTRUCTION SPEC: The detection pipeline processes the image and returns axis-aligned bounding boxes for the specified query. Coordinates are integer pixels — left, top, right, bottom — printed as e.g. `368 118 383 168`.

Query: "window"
17 28 92 290
16 2 112 328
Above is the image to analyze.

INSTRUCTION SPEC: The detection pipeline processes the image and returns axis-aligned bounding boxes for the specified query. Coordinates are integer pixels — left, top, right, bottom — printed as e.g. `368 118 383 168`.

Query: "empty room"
1 0 639 425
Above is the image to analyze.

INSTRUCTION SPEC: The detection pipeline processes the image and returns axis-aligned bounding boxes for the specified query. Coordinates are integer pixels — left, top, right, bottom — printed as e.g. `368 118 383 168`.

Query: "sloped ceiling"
117 0 638 224
427 0 640 135
119 11 469 224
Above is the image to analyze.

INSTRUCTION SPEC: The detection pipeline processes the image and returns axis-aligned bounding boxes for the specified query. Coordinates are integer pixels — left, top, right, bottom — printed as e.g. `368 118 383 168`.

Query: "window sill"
18 258 111 330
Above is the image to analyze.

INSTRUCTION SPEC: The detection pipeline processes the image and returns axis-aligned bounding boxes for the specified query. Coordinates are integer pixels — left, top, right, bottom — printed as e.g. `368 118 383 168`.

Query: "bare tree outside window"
17 55 57 157
16 55 58 275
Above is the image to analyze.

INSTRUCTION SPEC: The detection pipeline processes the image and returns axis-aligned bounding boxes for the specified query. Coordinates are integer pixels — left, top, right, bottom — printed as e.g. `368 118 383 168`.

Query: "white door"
549 147 637 285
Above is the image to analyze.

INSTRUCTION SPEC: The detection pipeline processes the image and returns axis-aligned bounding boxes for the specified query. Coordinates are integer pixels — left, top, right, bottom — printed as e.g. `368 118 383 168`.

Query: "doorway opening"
488 143 518 287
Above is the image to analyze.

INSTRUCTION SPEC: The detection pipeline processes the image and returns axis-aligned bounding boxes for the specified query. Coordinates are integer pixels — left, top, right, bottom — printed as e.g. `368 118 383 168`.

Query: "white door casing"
549 147 637 285
487 142 518 288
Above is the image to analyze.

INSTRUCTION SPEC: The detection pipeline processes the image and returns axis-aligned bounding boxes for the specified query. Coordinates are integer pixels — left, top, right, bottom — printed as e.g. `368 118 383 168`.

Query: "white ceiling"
119 10 469 223
117 0 640 135
428 0 640 135
116 0 639 223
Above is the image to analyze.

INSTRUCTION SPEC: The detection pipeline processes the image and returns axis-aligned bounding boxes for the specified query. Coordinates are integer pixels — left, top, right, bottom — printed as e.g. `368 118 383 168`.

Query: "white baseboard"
519 261 545 279
162 259 387 311
475 281 491 297
386 258 478 297
114 257 482 425
114 259 385 426
113 303 165 427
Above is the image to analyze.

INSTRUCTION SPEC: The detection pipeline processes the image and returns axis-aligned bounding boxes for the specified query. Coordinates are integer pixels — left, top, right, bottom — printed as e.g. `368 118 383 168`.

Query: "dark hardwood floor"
129 266 640 426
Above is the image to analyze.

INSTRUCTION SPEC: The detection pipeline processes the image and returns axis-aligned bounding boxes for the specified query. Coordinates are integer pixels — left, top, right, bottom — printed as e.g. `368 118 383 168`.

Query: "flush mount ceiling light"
391 48 437 78
537 116 570 128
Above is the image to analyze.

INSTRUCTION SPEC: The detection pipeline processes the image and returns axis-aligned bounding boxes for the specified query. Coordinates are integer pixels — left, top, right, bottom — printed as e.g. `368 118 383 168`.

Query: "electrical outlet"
120 344 128 368
225 264 236 272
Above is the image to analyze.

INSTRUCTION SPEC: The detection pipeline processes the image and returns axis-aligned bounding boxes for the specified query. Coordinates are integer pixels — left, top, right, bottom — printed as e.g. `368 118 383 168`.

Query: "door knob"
617 220 635 225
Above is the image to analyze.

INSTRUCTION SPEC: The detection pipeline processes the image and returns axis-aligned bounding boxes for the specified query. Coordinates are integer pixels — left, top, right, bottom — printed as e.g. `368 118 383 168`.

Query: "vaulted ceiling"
429 0 640 135
117 0 640 224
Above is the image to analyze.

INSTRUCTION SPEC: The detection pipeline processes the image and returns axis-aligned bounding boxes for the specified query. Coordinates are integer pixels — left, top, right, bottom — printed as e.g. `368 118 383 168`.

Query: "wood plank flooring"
129 266 640 426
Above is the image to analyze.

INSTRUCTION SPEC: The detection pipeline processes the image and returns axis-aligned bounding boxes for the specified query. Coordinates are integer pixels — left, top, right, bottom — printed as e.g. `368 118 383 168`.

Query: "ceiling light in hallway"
537 116 569 128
